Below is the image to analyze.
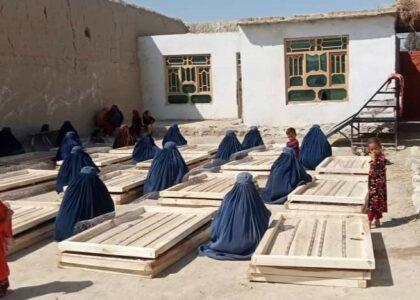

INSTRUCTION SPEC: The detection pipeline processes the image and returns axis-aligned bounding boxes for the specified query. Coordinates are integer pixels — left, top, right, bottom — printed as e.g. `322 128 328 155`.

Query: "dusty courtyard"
5 145 420 300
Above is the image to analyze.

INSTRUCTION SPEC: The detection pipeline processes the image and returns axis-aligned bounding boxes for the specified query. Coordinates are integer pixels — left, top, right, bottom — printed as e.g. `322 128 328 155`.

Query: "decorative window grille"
165 55 212 104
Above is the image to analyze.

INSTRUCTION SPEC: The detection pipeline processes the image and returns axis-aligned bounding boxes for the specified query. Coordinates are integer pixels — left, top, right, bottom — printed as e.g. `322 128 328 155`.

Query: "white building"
138 8 397 128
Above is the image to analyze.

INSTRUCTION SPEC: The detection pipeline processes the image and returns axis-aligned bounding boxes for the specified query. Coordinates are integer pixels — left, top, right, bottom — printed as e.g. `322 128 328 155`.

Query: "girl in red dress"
0 201 13 297
367 138 387 228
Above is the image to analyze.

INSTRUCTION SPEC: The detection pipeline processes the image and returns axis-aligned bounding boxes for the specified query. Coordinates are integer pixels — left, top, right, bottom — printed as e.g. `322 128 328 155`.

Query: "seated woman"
241 126 264 150
54 166 115 241
55 121 79 147
129 110 143 138
215 130 242 161
0 127 25 157
300 125 332 170
143 142 188 194
56 146 99 193
107 104 124 129
56 131 82 161
142 110 155 134
132 133 160 163
112 124 136 149
199 172 270 260
261 147 312 204
162 124 187 147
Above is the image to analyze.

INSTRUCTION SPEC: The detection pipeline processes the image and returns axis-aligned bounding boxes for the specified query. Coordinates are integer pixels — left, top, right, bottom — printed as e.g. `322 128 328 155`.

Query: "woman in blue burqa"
56 146 99 193
56 131 82 161
162 124 187 147
199 172 270 260
132 133 160 163
215 130 242 161
241 126 264 150
143 141 188 194
54 166 115 241
261 147 312 204
300 124 332 170
0 127 25 157
55 121 79 147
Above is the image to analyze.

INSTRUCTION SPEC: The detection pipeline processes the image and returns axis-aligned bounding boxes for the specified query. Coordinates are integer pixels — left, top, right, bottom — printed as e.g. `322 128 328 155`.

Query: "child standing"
286 128 300 157
367 137 387 228
0 201 12 297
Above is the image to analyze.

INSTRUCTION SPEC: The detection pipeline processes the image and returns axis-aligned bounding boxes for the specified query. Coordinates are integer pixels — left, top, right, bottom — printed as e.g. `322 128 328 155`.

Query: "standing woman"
0 201 13 297
367 137 387 228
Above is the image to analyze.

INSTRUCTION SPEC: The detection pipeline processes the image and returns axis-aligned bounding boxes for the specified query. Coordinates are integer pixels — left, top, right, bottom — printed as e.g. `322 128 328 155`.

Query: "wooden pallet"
221 156 277 174
0 169 58 192
178 144 218 155
101 169 148 205
57 153 132 168
136 153 211 170
59 224 210 278
8 201 60 255
249 212 374 288
248 144 284 157
108 146 134 155
316 156 370 175
285 178 368 213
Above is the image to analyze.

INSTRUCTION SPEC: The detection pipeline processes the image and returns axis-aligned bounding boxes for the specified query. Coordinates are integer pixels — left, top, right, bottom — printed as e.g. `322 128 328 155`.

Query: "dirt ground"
5 144 420 300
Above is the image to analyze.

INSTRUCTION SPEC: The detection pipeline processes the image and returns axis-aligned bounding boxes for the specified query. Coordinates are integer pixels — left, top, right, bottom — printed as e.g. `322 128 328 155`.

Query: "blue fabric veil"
143 142 188 193
56 146 99 193
300 125 332 170
0 127 25 157
132 133 161 162
162 124 187 147
199 172 270 260
54 166 115 241
55 121 79 147
215 130 243 161
261 147 312 204
242 126 264 150
56 131 82 161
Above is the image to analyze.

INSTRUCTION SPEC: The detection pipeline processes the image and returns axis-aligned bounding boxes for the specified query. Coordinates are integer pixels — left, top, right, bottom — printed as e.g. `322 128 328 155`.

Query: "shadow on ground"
370 232 394 287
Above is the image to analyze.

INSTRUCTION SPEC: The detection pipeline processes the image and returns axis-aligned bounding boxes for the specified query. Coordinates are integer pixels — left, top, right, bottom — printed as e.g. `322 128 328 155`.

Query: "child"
0 201 13 297
286 127 300 157
367 137 387 228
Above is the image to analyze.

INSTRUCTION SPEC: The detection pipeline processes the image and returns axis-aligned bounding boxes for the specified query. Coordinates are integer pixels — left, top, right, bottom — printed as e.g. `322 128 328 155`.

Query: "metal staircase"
326 77 401 149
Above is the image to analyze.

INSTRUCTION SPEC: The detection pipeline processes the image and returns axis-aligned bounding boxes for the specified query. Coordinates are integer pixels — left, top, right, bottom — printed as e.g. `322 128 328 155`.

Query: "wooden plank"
136 153 210 170
221 156 277 172
285 201 365 213
157 198 222 208
8 222 54 255
57 153 131 167
316 156 370 175
179 144 218 155
101 169 148 193
248 144 284 157
58 206 216 259
0 169 58 192
108 146 134 155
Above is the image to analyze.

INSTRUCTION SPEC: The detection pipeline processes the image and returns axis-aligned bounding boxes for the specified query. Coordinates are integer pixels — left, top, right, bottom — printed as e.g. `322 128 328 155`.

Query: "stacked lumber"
220 155 278 175
410 147 420 214
58 206 216 277
316 156 370 175
178 144 218 155
285 176 368 213
8 200 61 255
0 169 58 193
248 212 375 288
56 153 132 169
136 152 211 170
101 169 149 205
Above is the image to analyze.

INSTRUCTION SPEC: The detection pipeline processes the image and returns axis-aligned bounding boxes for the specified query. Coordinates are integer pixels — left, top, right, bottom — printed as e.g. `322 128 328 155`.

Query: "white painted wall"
239 16 396 127
138 32 240 120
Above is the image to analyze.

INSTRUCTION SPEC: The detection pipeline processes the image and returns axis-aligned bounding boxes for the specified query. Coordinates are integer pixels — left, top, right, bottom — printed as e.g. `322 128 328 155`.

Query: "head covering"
56 131 82 161
300 125 332 170
261 147 312 204
56 146 99 193
129 110 143 138
108 105 124 127
0 127 25 157
55 121 79 147
54 166 115 241
215 130 242 161
162 124 187 147
132 133 161 162
112 125 136 149
199 172 270 260
143 142 188 194
242 126 264 150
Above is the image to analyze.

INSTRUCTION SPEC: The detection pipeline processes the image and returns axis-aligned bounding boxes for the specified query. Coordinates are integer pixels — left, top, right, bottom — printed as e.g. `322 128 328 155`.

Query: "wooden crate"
316 156 370 175
8 200 60 255
101 169 148 205
285 178 368 213
136 153 211 170
0 169 58 192
57 153 132 168
248 144 284 157
221 156 277 174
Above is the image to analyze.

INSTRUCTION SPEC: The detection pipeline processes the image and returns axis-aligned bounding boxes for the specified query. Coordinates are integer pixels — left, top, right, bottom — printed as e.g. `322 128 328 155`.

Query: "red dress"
368 154 388 221
286 139 300 157
0 201 12 296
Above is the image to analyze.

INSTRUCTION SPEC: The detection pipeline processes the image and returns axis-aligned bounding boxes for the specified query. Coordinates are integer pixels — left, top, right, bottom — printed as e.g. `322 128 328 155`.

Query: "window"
285 36 348 103
165 55 212 104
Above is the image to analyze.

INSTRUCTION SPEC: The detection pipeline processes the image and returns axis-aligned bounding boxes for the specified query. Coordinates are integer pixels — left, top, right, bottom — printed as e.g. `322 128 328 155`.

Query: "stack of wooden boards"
221 155 278 175
0 151 56 174
410 147 420 213
56 153 132 170
58 206 216 277
0 169 58 194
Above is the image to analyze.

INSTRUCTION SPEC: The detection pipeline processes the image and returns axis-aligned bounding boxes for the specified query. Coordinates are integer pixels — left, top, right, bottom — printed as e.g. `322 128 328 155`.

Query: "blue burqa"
300 125 332 170
199 172 271 260
215 130 243 161
56 146 99 193
143 142 188 193
0 127 25 157
261 148 312 204
54 166 115 241
162 124 187 147
132 133 161 162
242 126 264 150
56 131 82 161
55 121 79 147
